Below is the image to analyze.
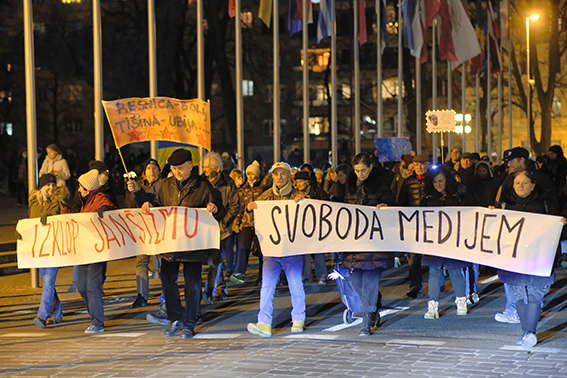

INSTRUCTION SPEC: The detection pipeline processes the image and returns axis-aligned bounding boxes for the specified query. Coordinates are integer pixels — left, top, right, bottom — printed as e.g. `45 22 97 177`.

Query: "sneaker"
247 322 272 337
494 311 520 324
164 320 183 337
406 290 420 299
147 303 171 326
85 325 104 334
179 327 195 339
291 321 304 333
466 293 480 305
521 333 537 349
230 273 245 284
33 317 46 329
202 293 214 305
317 278 326 285
214 292 228 302
46 317 63 326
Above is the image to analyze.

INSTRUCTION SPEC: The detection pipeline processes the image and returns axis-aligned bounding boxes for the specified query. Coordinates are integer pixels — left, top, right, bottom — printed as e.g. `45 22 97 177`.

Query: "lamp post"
526 14 539 152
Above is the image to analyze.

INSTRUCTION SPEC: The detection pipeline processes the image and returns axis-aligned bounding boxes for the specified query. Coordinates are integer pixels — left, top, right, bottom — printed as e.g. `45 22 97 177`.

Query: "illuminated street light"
526 14 539 152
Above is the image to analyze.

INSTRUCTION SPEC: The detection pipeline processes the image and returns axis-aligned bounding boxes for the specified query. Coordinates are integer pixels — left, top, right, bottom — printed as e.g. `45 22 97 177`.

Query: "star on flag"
127 129 143 142
196 133 207 147
160 127 174 140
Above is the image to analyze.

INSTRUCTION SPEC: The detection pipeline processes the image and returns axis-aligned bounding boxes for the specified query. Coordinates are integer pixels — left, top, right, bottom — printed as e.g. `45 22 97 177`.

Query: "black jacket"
397 172 426 206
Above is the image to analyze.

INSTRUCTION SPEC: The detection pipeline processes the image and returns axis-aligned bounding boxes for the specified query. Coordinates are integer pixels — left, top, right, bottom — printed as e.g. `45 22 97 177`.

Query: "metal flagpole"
497 73 502 161
432 18 437 163
447 63 452 152
273 0 280 164
197 0 205 172
23 0 39 288
416 57 422 154
461 63 466 152
486 40 492 161
331 0 338 166
475 74 480 152
508 40 512 149
397 0 403 137
302 0 310 164
93 0 103 161
377 0 383 138
235 0 244 170
353 0 361 154
148 0 158 159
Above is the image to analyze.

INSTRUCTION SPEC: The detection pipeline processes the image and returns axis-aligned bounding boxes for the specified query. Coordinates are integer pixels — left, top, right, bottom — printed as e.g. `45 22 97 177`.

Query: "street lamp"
526 14 539 152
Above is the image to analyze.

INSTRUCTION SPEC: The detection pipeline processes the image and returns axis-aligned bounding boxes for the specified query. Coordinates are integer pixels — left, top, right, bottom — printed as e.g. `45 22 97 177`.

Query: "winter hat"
143 158 160 172
78 169 100 191
167 148 192 166
413 154 430 163
294 171 311 181
401 154 413 166
89 160 109 174
271 162 291 173
549 145 564 157
39 174 56 189
246 161 261 177
504 147 529 162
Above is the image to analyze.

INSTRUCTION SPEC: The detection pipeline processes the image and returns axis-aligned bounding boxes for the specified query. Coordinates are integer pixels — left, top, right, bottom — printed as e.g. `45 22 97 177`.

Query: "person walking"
39 144 71 188
30 174 70 328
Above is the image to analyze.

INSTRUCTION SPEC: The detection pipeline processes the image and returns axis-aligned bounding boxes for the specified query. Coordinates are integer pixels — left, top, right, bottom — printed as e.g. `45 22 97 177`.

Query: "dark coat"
397 172 427 206
207 172 240 240
152 169 226 263
497 184 557 286
341 168 396 271
234 179 264 230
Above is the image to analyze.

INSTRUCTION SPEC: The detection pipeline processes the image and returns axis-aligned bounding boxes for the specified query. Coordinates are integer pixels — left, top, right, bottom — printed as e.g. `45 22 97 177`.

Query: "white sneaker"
494 311 520 324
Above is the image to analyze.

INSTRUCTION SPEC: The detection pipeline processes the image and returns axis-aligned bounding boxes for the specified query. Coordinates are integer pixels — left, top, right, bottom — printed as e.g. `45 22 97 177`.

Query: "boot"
455 297 467 315
424 300 439 319
359 312 372 336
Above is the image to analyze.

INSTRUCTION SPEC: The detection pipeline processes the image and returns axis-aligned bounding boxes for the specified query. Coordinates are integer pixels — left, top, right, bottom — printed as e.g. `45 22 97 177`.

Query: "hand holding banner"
253 199 563 277
16 207 220 269
102 97 211 150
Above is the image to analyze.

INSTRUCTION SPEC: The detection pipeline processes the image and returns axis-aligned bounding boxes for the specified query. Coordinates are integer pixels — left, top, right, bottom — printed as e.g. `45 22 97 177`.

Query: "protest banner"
102 97 211 151
254 199 563 277
16 207 220 269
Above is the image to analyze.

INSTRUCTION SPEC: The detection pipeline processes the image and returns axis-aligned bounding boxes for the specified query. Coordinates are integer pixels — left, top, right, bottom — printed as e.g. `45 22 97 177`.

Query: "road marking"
284 334 340 340
97 333 146 337
194 333 241 339
500 345 562 353
480 275 499 284
1 333 49 337
14 310 35 314
386 339 446 346
322 307 409 332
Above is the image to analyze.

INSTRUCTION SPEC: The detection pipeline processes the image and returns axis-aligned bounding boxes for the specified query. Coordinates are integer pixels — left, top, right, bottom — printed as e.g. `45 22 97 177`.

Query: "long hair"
424 165 458 195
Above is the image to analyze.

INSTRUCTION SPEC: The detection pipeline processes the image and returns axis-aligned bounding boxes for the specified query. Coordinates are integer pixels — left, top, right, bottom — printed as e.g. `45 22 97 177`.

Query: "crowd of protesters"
17 142 567 350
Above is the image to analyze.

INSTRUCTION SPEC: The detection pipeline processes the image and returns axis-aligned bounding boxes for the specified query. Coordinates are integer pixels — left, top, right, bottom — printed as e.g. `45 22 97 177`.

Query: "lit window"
241 12 253 28
243 80 254 96
33 23 46 33
69 85 83 101
309 117 329 135
341 84 351 99
0 122 13 136
552 94 561 117
316 85 328 101
61 0 81 3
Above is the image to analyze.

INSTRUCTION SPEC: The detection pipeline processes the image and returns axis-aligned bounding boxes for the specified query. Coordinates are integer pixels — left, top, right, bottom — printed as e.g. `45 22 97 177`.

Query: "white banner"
254 200 564 277
16 207 220 269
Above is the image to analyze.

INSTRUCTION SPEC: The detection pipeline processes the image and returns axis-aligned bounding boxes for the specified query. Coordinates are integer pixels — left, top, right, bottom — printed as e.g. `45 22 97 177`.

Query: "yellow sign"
425 110 456 133
102 97 211 150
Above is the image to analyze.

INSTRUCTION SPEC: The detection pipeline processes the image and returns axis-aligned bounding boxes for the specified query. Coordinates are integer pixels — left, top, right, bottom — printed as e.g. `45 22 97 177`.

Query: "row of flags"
229 0 506 76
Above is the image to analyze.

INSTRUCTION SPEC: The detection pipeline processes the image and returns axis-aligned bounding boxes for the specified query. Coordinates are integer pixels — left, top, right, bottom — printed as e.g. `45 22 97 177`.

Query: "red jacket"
80 189 116 213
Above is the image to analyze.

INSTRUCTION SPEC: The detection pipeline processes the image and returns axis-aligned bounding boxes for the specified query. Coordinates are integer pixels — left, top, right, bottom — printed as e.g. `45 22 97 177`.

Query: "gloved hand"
98 206 109 218
127 179 140 193
394 257 401 268
40 213 48 225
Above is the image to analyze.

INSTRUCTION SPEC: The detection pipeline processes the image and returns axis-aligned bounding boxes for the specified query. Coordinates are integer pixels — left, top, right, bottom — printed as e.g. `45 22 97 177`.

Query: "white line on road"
322 307 409 332
480 275 499 284
194 333 242 339
386 339 446 346
284 334 340 340
500 345 562 353
1 333 49 337
96 333 146 337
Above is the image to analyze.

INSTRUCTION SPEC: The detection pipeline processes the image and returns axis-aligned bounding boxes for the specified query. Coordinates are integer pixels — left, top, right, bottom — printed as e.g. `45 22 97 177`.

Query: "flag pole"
148 0 158 159
235 0 244 170
447 62 452 153
376 0 383 138
93 0 104 161
475 73 480 152
397 0 403 137
416 57 421 154
432 18 438 163
353 0 361 154
486 37 492 161
302 0 310 164
331 0 338 166
197 0 205 172
273 0 280 164
461 63 466 152
507 1 512 150
497 72 502 161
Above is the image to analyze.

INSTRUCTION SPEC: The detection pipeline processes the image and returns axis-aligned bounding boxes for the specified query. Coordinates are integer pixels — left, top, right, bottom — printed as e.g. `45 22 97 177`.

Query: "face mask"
22 153 27 159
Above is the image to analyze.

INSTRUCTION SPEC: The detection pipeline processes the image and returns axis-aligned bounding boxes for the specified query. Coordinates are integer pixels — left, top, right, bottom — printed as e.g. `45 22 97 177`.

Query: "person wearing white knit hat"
76 168 117 334
246 161 261 178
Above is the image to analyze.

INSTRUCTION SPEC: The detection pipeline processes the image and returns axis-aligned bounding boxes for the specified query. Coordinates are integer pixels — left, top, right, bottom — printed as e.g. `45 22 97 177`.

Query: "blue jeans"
161 259 202 329
463 263 479 295
302 253 327 281
349 268 383 313
77 262 106 327
38 267 62 321
224 232 239 274
258 256 305 325
428 267 466 301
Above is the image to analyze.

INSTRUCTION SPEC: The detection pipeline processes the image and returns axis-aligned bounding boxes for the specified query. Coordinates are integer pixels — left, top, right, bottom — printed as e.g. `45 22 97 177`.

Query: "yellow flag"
259 0 272 27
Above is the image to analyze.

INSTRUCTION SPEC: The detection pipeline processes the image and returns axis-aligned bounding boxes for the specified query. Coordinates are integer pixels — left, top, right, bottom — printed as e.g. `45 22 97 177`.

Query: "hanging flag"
447 0 481 70
229 0 235 18
259 0 272 27
289 0 303 34
420 0 441 63
487 0 502 74
296 0 313 22
403 0 423 58
317 0 332 43
469 0 485 74
437 0 457 61
358 0 367 45
377 0 389 52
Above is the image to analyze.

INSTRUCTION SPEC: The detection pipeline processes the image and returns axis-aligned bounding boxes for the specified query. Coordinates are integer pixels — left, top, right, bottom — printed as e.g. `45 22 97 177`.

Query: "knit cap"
39 174 56 189
79 169 100 191
246 161 261 177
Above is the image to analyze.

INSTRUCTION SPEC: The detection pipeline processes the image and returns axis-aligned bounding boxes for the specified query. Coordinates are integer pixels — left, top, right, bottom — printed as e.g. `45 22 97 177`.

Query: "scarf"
356 179 367 205
273 180 292 198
